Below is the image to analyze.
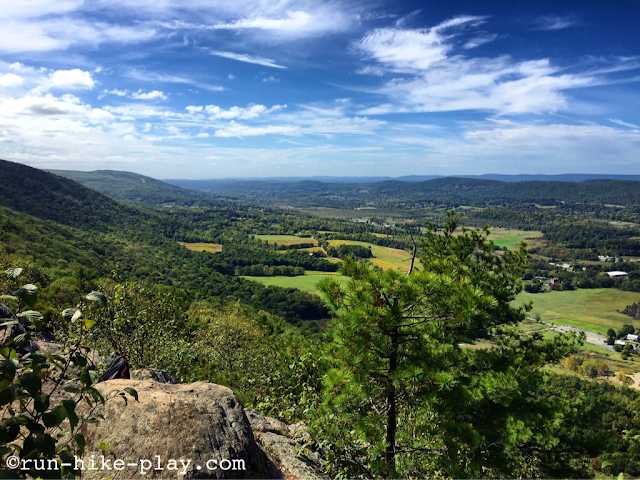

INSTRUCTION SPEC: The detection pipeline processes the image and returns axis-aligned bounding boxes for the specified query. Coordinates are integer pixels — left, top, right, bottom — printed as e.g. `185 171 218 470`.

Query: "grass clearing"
514 288 640 335
242 274 348 295
254 235 318 246
178 242 222 252
327 239 413 272
485 228 544 251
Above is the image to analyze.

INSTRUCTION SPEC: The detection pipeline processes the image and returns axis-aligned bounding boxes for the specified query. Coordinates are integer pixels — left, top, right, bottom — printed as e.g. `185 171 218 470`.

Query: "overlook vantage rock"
78 375 325 480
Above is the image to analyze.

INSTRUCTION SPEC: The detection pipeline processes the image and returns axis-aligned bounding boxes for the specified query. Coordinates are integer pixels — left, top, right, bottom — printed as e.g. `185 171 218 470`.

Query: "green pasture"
486 228 544 251
327 239 413 272
242 274 348 295
514 288 640 336
254 235 318 246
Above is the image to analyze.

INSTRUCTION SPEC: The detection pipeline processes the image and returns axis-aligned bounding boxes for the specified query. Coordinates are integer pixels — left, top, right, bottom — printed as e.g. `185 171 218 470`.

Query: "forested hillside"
49 168 220 206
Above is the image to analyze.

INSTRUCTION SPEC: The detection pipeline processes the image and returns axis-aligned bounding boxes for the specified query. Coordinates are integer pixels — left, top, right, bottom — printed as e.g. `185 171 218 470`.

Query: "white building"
606 271 628 279
627 334 639 342
615 340 626 346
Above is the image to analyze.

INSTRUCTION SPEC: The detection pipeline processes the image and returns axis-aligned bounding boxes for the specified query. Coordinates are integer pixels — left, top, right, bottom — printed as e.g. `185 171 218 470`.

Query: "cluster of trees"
235 264 305 277
325 244 373 259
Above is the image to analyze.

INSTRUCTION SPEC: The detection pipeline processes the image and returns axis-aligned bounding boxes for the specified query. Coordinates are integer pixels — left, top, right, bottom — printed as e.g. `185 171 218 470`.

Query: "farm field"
486 228 544 250
513 288 640 336
327 240 413 271
242 274 348 295
178 242 222 252
254 235 318 246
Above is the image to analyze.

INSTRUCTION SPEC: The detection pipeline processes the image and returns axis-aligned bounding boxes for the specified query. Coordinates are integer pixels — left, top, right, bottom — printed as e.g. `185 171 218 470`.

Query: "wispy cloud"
463 34 498 49
212 11 312 31
353 16 638 116
532 14 580 31
608 118 640 129
127 69 224 91
209 51 286 69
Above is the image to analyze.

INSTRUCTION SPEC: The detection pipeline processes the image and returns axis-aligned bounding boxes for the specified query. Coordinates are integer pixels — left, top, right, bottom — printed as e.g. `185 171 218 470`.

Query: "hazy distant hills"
7 161 637 209
166 176 640 207
48 169 220 206
167 173 640 186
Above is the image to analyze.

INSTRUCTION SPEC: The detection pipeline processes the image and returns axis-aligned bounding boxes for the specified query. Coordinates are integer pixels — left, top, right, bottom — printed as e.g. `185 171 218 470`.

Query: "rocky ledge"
77 371 325 480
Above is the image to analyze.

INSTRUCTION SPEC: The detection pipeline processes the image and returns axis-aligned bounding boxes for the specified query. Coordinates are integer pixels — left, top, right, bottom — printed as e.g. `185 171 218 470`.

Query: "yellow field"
178 242 222 252
327 240 414 272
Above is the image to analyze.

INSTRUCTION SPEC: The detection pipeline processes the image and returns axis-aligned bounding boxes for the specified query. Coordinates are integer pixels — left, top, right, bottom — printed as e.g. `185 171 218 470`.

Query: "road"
526 318 614 352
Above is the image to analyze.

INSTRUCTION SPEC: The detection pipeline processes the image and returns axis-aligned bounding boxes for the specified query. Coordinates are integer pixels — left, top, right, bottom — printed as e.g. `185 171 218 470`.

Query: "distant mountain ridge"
166 173 640 186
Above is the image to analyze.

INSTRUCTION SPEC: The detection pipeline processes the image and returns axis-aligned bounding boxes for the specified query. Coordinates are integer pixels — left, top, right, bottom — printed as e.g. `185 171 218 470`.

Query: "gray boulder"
80 380 282 479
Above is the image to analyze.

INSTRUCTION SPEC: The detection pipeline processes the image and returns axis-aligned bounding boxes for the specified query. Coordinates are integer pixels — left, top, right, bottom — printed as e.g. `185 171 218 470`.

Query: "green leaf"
17 310 43 328
0 320 18 327
0 295 18 302
72 353 87 368
85 291 107 308
62 399 79 430
80 369 93 387
19 373 41 397
124 387 139 402
0 384 20 406
74 433 86 456
83 318 95 330
34 394 50 413
71 309 82 322
43 405 67 428
6 268 23 279
15 284 37 307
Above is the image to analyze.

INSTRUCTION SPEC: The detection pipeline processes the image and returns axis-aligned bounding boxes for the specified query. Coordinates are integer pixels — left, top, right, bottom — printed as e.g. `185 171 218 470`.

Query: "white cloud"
214 121 300 137
0 18 156 53
0 0 83 19
352 17 628 115
203 104 286 120
131 90 167 100
356 66 384 76
105 89 128 96
0 73 25 87
262 76 280 83
210 51 286 69
48 69 95 89
196 132 209 137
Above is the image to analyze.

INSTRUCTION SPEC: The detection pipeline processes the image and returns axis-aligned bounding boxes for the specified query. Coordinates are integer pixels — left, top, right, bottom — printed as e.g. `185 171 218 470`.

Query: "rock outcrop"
80 380 283 479
245 409 325 480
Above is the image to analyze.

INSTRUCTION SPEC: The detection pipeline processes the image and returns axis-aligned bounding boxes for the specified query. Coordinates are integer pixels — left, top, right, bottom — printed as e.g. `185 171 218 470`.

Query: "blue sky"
0 1 638 179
